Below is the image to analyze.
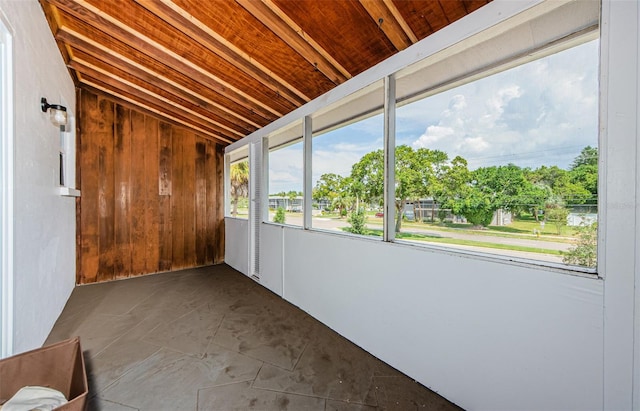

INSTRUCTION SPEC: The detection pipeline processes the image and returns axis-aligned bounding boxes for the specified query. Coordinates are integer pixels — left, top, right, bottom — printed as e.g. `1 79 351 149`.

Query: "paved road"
272 213 569 264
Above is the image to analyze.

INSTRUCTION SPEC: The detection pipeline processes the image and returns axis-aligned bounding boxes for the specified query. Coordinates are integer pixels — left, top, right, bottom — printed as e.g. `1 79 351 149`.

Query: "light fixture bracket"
41 97 68 128
41 97 66 113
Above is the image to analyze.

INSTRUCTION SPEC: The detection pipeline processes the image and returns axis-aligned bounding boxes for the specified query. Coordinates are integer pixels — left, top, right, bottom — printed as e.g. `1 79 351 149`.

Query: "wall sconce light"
41 97 68 127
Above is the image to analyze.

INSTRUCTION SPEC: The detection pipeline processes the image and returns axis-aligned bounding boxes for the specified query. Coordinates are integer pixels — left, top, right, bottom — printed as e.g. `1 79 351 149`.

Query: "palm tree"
230 161 249 217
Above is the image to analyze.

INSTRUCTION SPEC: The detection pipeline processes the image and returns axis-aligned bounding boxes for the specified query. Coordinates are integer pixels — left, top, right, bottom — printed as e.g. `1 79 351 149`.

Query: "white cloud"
269 40 600 192
405 40 599 170
463 136 489 152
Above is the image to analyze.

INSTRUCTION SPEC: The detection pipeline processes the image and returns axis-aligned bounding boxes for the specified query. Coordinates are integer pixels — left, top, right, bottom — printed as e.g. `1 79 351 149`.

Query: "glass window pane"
394 40 599 270
269 141 303 226
229 159 249 219
312 112 384 237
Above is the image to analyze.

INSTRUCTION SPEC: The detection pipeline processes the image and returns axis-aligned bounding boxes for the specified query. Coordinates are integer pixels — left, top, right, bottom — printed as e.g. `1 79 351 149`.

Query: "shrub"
563 222 597 268
347 207 367 235
274 207 286 224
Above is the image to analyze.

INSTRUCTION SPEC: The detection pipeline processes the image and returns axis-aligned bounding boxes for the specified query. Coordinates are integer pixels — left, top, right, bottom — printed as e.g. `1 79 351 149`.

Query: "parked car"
375 212 384 217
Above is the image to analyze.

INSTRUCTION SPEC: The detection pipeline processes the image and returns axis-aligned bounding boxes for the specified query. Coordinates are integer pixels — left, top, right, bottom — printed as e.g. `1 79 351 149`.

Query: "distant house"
567 213 598 227
405 199 512 226
268 196 303 212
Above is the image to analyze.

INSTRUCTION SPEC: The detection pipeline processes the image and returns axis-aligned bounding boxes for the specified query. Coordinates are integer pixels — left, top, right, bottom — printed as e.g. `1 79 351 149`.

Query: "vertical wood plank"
171 127 185 268
205 140 216 265
214 143 225 264
97 97 115 282
195 138 207 266
78 90 100 283
158 122 173 271
130 110 147 275
114 105 132 278
144 116 160 273
75 88 83 284
183 131 197 267
77 89 226 282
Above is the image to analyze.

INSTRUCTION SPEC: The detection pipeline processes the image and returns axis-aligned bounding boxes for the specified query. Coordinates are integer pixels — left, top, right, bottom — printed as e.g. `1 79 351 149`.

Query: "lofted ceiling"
40 0 491 146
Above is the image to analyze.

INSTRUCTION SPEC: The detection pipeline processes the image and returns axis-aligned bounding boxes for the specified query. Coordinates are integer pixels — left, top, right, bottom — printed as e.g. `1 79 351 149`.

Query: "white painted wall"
273 228 604 410
0 0 76 354
225 1 640 409
231 219 608 409
600 1 640 409
225 218 249 276
259 223 283 296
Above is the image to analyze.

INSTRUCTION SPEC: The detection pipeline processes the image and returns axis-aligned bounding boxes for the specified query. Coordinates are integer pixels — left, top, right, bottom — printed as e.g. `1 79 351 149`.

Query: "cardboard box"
0 337 88 410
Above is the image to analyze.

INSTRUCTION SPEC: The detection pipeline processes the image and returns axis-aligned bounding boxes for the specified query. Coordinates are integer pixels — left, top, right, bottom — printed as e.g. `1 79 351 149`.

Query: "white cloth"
2 386 67 411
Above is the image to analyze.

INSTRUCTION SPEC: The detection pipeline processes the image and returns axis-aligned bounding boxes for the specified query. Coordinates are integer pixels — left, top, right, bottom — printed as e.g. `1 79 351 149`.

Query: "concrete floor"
46 264 462 411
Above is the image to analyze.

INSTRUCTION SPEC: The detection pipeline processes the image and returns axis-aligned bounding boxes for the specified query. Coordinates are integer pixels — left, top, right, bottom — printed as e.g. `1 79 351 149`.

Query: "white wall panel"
282 229 604 411
259 223 283 296
0 0 76 354
225 218 248 276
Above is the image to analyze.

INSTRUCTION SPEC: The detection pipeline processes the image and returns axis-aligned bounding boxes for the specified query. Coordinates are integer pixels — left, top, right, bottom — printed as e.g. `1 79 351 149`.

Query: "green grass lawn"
340 227 563 256
365 217 576 243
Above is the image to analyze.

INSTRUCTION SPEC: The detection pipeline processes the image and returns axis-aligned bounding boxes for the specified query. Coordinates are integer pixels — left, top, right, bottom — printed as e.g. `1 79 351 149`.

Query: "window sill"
58 187 81 197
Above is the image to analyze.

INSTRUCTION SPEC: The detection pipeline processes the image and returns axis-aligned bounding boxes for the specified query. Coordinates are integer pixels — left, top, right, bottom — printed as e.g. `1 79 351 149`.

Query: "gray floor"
46 264 461 411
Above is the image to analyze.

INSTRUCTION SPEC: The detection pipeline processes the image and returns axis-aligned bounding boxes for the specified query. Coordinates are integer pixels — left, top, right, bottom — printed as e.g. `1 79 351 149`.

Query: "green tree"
563 222 597 268
569 146 598 204
331 195 353 218
518 181 552 221
528 165 591 206
351 150 384 204
438 161 528 228
350 146 447 232
570 146 598 169
450 188 495 227
473 164 528 210
570 164 597 191
313 173 346 203
230 161 249 218
570 164 597 204
544 195 570 235
273 207 286 224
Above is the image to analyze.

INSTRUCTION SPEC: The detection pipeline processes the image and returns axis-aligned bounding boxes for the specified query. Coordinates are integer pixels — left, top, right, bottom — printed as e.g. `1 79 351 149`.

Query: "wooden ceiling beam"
359 0 415 50
47 0 286 119
79 74 236 145
39 1 78 83
236 0 351 85
381 0 418 43
69 55 247 139
65 42 257 135
55 25 266 130
71 63 238 141
136 0 309 106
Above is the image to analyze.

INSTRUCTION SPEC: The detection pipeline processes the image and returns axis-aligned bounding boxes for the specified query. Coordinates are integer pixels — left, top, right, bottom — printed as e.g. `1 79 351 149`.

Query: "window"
311 81 383 236
394 40 599 270
268 140 303 226
229 158 249 219
233 0 600 273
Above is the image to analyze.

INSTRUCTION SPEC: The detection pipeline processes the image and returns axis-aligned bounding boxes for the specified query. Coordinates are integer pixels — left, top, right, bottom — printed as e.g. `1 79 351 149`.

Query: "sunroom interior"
1 0 639 410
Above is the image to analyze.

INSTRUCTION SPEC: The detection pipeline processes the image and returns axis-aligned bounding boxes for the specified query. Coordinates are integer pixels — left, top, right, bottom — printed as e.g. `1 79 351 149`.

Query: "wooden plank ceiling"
40 0 490 146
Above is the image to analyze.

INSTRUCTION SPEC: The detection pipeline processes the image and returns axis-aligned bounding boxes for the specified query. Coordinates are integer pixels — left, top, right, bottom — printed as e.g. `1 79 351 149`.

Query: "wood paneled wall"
77 89 224 284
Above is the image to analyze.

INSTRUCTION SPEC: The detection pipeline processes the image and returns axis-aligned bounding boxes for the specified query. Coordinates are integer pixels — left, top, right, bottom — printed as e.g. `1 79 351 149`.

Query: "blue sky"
269 40 599 194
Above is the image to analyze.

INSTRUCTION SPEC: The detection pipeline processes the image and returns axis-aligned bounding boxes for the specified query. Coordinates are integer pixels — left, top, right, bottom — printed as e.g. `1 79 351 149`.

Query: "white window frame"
0 12 13 358
225 143 250 219
230 0 602 276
